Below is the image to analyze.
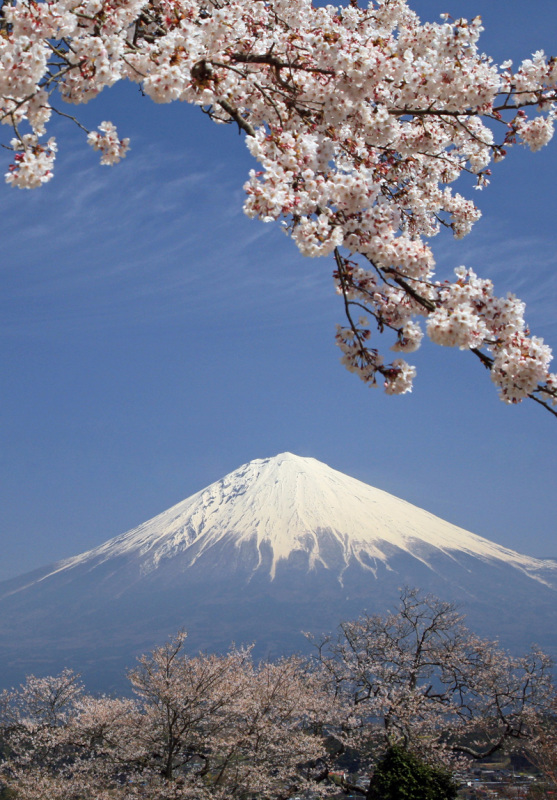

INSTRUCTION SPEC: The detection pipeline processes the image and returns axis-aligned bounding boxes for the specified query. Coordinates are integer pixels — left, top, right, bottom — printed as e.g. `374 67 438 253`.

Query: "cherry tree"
1 0 556 412
523 695 557 794
118 631 331 796
311 588 555 784
0 670 88 800
0 634 334 799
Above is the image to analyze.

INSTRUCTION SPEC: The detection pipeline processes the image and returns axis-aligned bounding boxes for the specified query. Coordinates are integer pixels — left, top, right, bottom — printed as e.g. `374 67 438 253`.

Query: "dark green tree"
367 746 458 800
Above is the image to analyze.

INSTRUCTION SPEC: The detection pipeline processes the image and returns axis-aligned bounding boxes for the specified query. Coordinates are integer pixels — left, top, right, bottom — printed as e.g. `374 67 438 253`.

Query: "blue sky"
1 0 557 580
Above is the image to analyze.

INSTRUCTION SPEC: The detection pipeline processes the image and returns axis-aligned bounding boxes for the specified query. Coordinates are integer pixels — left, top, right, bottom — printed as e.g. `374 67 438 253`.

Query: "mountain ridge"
5 452 554 593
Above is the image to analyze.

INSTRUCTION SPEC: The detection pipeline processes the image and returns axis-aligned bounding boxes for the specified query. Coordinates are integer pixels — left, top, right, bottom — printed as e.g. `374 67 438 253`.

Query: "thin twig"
216 99 255 137
51 106 90 133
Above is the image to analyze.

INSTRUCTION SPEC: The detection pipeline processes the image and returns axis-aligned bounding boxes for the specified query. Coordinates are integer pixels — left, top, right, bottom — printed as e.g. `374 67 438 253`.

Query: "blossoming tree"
0 636 334 799
527 695 557 794
311 589 555 783
1 0 556 411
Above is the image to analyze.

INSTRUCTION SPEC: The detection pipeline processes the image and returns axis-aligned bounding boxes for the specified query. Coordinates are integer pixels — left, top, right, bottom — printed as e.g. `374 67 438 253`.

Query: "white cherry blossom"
87 121 130 164
5 134 57 188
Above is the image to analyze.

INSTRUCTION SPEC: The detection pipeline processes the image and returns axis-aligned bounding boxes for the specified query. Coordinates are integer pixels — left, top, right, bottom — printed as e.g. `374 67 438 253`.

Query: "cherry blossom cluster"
5 134 57 188
87 121 130 164
1 0 556 410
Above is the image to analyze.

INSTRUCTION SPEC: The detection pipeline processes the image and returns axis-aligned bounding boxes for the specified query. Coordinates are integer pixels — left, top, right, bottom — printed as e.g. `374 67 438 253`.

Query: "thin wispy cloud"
431 227 557 336
0 135 332 339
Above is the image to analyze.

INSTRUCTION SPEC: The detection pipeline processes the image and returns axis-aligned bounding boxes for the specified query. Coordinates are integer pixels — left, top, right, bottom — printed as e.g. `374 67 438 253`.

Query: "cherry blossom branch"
216 98 255 137
1 0 556 414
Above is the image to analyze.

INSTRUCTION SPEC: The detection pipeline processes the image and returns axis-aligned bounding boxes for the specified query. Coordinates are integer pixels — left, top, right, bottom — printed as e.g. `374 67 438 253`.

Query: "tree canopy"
312 588 554 767
0 590 553 798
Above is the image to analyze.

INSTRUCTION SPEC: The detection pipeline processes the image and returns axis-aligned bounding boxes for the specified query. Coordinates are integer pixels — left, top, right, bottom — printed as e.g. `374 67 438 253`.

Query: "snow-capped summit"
0 453 556 692
19 452 552 590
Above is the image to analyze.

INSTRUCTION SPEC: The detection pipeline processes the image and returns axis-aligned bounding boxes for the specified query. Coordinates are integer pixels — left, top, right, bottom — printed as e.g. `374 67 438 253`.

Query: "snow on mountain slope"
1 453 556 692
12 452 553 594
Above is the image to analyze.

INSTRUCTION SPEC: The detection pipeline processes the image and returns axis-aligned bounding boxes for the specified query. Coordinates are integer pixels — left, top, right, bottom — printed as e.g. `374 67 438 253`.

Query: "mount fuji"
1 453 556 691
